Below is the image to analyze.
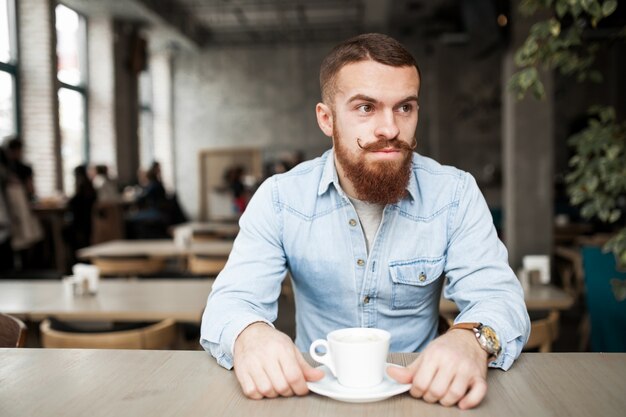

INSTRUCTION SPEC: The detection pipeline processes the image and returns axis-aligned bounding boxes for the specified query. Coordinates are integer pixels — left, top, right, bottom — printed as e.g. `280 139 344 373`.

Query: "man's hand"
386 329 489 409
233 322 324 399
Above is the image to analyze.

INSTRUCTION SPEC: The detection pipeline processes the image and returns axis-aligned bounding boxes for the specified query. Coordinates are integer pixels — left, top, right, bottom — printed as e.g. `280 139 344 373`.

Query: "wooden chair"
91 202 124 244
40 318 177 349
0 313 27 348
191 230 236 242
187 254 227 276
92 256 166 277
525 311 560 352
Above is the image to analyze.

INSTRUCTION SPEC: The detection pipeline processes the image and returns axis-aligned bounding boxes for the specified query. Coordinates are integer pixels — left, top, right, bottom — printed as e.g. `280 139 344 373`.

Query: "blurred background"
1 0 625 352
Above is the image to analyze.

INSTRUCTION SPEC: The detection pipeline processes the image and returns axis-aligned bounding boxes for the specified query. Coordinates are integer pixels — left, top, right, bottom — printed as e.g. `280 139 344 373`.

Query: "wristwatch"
448 322 501 362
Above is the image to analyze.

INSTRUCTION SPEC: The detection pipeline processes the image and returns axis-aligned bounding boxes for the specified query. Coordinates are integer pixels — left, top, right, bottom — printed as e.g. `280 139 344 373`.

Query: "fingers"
386 365 413 384
458 376 487 410
236 365 278 399
277 351 312 396
421 366 454 404
438 374 470 407
237 346 321 399
295 350 324 382
249 365 281 398
410 358 436 399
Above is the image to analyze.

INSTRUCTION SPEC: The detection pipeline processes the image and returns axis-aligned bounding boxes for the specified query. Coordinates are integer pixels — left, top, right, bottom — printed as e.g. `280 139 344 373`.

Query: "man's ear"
316 103 334 137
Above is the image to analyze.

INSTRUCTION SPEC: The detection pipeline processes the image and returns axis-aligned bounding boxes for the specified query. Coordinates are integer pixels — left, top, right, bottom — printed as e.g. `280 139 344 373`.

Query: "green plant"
508 0 626 267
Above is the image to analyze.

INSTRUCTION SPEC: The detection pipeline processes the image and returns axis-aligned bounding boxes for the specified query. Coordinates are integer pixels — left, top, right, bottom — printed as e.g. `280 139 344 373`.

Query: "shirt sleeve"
443 172 530 370
200 177 287 369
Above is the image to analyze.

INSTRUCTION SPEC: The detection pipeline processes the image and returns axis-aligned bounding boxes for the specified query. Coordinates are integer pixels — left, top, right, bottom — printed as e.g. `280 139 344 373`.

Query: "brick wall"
18 0 61 197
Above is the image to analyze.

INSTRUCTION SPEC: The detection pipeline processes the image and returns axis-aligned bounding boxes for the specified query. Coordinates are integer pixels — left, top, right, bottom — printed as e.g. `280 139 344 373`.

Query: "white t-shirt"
348 196 384 254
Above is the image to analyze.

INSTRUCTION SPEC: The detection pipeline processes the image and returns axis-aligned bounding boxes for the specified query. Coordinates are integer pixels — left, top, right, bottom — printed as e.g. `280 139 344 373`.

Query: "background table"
439 283 574 313
0 279 213 323
1 350 624 417
77 240 234 259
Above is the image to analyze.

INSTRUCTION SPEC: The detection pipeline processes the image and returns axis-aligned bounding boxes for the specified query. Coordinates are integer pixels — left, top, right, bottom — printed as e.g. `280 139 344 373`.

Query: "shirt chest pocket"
388 257 446 310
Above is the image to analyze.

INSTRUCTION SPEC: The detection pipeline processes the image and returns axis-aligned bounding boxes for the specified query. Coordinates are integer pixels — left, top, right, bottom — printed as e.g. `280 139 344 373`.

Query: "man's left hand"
386 329 489 409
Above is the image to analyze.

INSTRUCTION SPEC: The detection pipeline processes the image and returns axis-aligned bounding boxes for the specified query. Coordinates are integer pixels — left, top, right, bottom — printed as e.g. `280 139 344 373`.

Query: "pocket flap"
389 257 445 286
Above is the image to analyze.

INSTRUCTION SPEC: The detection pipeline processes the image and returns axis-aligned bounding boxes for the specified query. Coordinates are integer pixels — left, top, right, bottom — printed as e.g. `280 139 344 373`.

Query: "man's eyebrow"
398 95 419 104
346 94 419 105
346 94 379 104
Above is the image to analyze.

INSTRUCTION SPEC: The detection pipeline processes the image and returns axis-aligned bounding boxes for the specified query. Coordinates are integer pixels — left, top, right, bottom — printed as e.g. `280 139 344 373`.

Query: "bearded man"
201 33 530 409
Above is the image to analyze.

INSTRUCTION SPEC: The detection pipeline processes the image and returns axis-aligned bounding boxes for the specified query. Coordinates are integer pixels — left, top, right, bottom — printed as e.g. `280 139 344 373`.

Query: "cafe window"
56 3 88 194
0 0 19 139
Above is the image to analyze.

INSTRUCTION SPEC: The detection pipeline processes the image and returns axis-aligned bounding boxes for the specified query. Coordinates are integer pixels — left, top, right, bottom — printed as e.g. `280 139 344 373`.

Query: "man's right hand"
233 322 324 399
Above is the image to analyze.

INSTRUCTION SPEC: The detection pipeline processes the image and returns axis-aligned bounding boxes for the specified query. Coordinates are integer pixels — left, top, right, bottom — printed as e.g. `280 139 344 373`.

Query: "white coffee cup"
309 327 390 388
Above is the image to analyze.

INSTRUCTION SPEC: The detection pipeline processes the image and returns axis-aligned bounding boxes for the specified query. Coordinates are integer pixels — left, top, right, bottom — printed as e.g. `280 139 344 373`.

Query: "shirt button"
349 219 357 227
419 273 427 282
357 259 365 267
363 296 370 304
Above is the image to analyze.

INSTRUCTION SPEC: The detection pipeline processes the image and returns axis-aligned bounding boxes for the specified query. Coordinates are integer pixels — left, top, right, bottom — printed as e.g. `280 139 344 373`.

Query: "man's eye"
357 104 373 113
398 104 413 113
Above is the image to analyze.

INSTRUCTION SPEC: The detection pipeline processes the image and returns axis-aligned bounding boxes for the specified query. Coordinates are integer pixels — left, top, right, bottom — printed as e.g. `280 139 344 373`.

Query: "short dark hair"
319 33 421 104
7 137 23 151
95 165 108 176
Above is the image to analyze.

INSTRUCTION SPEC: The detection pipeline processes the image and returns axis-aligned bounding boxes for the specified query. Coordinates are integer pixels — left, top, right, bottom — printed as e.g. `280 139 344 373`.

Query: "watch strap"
449 322 481 331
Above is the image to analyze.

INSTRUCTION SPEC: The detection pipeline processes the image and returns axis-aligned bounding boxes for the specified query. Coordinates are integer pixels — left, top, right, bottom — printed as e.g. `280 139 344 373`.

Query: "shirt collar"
317 149 418 202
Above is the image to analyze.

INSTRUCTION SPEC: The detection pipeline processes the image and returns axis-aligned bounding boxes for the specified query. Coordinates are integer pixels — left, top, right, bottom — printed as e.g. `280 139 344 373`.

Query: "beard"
333 125 415 205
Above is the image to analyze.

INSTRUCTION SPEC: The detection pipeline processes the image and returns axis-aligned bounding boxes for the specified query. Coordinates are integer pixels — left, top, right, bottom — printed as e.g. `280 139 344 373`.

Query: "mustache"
356 137 417 152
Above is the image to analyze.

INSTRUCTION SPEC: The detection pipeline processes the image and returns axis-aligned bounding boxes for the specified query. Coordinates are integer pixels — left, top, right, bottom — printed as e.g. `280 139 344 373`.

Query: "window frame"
0 0 21 136
55 2 89 192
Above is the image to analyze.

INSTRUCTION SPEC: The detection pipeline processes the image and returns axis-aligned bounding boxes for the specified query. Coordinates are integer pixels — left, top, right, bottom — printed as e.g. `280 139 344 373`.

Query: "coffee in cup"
309 327 390 388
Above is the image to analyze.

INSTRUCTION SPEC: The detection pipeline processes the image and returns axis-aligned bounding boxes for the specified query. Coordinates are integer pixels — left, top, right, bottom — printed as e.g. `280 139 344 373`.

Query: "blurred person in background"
66 165 97 255
0 154 13 273
1 137 35 201
126 162 169 239
1 136 42 271
92 164 120 202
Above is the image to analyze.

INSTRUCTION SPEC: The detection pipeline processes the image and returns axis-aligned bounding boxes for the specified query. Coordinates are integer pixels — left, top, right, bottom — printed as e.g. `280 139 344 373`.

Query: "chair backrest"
91 202 124 244
525 311 560 352
191 231 236 242
0 313 27 348
92 256 166 277
581 244 626 352
40 318 177 349
187 254 227 276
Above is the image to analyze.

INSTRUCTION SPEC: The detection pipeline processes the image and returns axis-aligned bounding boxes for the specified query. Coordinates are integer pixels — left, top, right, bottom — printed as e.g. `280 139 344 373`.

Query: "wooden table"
77 239 234 259
0 279 213 323
439 284 574 314
1 350 624 417
173 221 240 239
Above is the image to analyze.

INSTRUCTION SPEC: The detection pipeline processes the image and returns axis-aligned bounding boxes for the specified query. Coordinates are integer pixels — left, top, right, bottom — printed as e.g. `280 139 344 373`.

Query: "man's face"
317 60 420 204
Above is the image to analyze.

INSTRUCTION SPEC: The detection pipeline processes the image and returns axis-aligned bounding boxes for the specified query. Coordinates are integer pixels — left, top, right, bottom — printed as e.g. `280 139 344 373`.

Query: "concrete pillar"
151 50 175 192
112 21 141 186
87 16 116 173
502 5 554 269
17 0 62 196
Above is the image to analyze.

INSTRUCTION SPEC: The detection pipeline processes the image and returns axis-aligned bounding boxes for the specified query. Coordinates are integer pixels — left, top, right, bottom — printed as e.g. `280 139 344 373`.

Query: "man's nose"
373 110 400 140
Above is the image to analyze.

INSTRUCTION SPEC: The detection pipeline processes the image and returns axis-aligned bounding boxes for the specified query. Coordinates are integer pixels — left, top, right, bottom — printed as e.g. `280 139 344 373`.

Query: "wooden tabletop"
173 221 240 235
1 350 624 417
0 279 213 323
77 239 234 259
439 283 574 313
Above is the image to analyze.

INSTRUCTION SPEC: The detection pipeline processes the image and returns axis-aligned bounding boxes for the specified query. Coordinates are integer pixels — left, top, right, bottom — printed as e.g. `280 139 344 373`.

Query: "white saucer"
307 363 411 403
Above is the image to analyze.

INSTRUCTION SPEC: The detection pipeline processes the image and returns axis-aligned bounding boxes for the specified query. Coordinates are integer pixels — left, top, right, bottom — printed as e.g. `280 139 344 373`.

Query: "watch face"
478 325 501 356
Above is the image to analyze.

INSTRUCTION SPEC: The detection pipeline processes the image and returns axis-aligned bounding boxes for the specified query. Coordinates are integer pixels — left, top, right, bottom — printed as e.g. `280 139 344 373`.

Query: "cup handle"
309 339 335 376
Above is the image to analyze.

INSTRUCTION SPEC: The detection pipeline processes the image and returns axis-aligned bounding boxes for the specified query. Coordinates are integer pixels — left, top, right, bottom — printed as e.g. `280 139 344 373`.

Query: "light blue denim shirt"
201 149 530 371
